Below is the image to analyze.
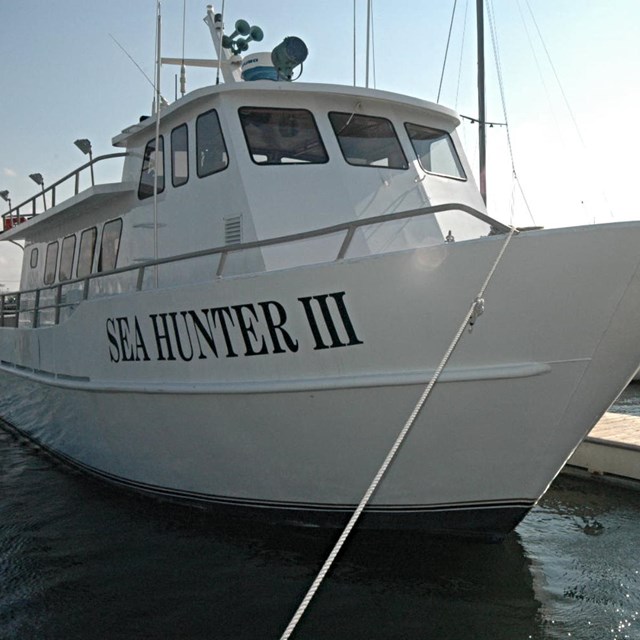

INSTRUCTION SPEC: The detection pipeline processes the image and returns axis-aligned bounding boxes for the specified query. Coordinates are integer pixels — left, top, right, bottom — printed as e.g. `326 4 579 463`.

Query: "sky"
0 0 639 288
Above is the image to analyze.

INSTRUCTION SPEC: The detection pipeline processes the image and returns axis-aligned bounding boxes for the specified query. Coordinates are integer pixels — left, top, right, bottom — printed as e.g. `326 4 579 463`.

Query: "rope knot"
469 296 485 331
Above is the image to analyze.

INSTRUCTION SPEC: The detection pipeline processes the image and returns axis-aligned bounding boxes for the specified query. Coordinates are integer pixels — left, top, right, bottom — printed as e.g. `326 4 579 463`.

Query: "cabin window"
405 123 466 180
44 241 59 285
138 136 165 200
58 235 76 282
77 227 97 278
98 219 122 272
171 124 189 187
239 107 328 165
196 109 228 177
30 248 38 269
329 112 408 169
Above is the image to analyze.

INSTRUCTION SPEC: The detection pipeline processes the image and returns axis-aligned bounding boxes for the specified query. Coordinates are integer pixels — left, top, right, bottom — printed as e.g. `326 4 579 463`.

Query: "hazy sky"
0 0 639 286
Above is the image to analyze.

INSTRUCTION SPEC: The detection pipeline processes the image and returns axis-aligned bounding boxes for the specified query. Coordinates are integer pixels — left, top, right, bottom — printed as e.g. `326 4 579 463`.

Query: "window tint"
44 242 59 285
30 247 38 269
98 219 122 272
329 112 408 169
239 107 328 165
196 109 228 177
405 123 466 179
77 227 97 278
138 136 165 199
171 124 189 187
59 235 76 282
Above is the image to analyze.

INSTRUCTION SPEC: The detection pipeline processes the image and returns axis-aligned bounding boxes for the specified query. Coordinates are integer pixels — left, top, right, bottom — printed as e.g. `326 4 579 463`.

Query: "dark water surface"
2 389 640 639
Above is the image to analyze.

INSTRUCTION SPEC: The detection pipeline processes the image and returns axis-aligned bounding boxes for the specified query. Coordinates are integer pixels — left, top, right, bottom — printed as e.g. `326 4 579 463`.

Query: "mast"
476 0 487 205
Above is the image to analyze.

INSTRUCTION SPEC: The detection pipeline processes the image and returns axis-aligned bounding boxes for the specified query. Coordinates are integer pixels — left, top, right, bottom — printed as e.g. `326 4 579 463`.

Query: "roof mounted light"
29 173 47 211
0 190 10 212
271 37 308 81
74 138 95 186
74 138 92 155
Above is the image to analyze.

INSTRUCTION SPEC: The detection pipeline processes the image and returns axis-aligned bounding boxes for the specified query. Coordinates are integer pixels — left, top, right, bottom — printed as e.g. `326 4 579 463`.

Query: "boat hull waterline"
2 223 640 538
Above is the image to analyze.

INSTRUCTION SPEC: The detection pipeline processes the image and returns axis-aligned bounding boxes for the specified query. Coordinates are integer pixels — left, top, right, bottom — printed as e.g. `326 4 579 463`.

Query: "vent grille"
224 216 242 245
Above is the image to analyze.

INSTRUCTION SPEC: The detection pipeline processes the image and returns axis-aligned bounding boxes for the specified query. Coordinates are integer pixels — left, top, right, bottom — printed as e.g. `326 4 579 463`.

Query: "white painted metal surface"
1 11 640 538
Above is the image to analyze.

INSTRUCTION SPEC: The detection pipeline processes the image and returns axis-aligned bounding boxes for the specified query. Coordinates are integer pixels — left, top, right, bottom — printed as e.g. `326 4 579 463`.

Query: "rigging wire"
524 0 585 148
437 0 459 103
109 33 162 97
515 1 561 134
370 0 377 88
454 0 469 109
365 0 372 87
486 0 535 224
353 0 357 86
523 0 612 219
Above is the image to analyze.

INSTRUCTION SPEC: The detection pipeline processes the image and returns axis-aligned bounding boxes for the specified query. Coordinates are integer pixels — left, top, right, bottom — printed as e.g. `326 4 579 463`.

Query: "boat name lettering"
105 291 362 363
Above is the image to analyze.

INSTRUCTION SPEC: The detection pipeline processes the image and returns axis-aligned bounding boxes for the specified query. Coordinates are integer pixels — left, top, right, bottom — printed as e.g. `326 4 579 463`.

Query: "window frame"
328 111 408 170
238 106 329 166
76 227 98 278
98 218 123 273
44 241 59 286
30 247 38 269
404 122 467 181
58 234 77 282
196 108 229 178
138 135 165 200
171 123 190 188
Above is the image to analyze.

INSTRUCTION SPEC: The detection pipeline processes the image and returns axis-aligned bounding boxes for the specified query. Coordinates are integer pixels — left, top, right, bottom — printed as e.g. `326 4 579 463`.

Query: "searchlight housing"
271 37 308 81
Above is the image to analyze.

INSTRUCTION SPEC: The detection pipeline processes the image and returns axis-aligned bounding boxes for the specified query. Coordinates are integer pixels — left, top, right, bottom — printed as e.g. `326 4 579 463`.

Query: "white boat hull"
2 222 640 538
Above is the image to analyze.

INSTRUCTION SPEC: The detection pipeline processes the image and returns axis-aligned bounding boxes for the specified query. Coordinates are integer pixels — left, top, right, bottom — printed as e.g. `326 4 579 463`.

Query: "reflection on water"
612 382 640 417
1 419 639 639
520 474 640 640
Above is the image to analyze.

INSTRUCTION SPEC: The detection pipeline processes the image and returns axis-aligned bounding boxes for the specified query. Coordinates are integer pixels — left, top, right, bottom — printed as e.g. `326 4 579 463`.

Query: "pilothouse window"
77 227 97 278
171 123 189 187
329 112 408 169
405 123 466 180
98 219 122 272
196 109 228 177
239 107 328 165
44 241 59 285
138 136 165 200
58 234 76 282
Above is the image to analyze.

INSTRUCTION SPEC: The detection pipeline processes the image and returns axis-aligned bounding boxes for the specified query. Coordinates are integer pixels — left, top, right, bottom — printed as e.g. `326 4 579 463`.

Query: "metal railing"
0 202 508 329
1 153 128 231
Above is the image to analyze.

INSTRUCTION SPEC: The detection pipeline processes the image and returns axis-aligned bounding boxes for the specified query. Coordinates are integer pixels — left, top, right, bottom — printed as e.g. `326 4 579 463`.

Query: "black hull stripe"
0 416 535 516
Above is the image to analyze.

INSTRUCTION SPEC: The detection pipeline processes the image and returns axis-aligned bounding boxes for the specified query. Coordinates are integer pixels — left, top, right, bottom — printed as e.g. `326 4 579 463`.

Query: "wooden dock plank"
587 411 640 448
565 411 640 483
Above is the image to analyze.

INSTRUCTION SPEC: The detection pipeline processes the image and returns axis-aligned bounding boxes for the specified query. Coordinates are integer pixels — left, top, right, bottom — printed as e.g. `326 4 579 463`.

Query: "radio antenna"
180 0 187 96
109 32 169 104
216 0 226 85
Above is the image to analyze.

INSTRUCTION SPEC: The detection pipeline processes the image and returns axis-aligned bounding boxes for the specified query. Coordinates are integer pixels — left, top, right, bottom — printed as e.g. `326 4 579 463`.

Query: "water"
1 389 640 639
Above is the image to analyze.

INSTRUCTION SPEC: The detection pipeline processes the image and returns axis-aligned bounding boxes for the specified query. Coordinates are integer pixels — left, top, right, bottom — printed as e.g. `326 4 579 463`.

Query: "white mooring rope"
280 227 517 639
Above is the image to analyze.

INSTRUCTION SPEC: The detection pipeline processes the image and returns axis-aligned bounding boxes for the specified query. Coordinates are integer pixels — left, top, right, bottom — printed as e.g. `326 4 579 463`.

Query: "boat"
1 4 640 541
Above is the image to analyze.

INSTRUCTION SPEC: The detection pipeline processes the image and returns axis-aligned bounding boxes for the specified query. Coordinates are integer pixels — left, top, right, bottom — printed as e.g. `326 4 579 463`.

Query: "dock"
565 412 640 484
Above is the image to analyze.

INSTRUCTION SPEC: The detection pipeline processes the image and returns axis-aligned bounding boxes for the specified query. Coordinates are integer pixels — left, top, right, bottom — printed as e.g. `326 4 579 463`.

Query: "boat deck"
565 412 640 484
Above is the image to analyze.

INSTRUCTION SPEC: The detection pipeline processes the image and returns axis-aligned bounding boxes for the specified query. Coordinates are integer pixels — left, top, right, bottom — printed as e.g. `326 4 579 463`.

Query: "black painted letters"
105 291 361 364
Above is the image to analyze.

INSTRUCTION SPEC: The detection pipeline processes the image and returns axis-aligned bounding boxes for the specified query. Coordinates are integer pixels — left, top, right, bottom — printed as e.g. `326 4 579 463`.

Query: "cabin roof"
112 81 461 147
0 183 134 241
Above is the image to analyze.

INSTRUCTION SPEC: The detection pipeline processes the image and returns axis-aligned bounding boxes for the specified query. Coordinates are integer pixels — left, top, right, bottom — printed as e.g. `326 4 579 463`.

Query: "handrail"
0 202 509 329
1 153 128 229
